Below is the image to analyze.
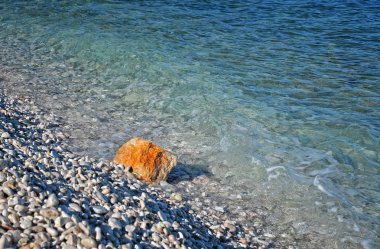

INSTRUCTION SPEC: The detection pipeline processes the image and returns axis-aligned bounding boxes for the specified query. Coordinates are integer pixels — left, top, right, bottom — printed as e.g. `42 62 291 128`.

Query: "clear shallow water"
1 0 380 247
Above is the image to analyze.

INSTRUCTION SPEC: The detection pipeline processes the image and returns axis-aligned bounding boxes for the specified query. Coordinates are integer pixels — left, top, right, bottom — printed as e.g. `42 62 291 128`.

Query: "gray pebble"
2 187 14 196
1 132 10 139
20 217 32 229
46 227 58 237
46 194 59 207
92 206 107 214
108 217 122 230
214 206 225 212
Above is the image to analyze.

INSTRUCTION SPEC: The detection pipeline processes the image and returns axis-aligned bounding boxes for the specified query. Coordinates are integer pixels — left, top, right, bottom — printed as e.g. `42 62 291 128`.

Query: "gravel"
0 90 293 248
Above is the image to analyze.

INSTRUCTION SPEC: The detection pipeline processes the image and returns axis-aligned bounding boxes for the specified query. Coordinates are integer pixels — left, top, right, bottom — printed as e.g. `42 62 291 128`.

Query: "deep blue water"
1 0 379 247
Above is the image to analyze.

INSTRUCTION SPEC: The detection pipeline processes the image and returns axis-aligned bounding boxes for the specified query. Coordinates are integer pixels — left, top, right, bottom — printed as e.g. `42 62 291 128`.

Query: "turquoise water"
1 0 379 247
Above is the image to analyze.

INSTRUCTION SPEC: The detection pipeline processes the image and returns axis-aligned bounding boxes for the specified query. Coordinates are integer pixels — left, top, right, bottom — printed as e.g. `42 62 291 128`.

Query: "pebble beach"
0 89 294 248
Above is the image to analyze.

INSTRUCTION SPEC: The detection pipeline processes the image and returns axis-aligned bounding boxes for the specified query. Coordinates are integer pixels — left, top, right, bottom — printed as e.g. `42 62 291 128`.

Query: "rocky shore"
0 89 293 248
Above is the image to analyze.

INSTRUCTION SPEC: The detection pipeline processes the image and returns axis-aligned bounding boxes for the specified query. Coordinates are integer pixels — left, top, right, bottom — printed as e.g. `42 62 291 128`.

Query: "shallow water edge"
2 73 378 248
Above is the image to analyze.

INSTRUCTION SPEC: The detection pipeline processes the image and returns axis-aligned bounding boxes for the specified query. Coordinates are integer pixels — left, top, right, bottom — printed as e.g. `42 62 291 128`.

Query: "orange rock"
113 138 176 183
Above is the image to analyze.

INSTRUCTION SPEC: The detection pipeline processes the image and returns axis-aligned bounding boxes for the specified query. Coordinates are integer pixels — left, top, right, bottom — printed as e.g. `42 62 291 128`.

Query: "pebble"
2 187 14 196
214 206 225 212
1 132 10 139
152 233 161 242
40 208 60 219
108 217 122 230
157 210 168 222
125 225 135 233
92 206 107 214
46 227 58 237
69 203 82 212
46 194 59 207
95 227 102 241
81 237 97 248
170 193 182 202
20 218 32 229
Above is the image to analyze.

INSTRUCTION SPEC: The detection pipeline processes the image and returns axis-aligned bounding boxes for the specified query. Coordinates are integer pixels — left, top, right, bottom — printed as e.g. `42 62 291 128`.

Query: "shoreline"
0 89 293 248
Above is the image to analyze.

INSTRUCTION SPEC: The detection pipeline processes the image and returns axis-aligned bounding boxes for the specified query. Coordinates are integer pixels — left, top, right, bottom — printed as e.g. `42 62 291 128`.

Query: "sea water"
0 0 379 248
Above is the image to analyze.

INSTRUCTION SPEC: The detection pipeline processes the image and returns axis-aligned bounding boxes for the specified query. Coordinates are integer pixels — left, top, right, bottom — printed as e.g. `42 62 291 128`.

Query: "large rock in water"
113 138 176 183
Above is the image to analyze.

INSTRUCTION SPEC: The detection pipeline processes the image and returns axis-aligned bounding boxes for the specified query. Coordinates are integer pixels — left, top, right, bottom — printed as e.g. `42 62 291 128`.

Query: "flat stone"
69 203 81 212
92 206 108 214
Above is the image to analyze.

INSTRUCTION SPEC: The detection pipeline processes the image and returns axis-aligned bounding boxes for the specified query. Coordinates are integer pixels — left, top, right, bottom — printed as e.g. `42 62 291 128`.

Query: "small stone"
2 187 14 196
40 208 60 219
81 237 97 248
66 234 78 246
54 217 66 228
152 233 161 242
20 217 32 229
92 206 108 214
172 221 180 230
95 191 109 203
1 132 10 139
214 206 225 212
78 222 90 236
65 222 75 229
46 194 59 207
69 203 81 212
125 225 135 233
170 193 182 202
14 205 26 213
157 210 168 222
108 218 122 230
46 227 58 237
8 213 19 224
95 227 102 241
8 197 21 206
